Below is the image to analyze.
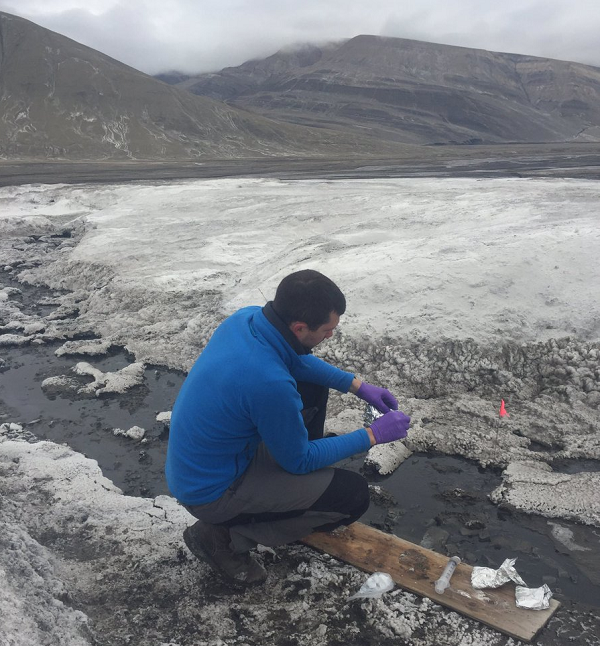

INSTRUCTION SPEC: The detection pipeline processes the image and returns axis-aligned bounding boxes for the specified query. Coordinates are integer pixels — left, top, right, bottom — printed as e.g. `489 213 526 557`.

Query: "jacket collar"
262 301 311 356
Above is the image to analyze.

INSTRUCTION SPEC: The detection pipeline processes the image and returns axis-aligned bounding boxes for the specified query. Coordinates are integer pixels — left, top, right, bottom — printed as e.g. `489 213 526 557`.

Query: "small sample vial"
434 556 461 594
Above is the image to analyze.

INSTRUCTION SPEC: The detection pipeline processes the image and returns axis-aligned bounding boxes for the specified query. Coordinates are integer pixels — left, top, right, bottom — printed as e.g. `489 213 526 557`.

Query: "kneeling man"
165 269 410 584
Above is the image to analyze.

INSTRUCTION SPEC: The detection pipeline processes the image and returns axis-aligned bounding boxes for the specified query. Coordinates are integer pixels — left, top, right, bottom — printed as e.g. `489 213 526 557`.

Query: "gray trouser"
185 444 349 553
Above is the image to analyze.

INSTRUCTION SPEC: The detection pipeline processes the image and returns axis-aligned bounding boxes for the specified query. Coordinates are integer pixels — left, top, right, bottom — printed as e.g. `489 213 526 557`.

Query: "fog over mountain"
168 35 600 146
4 0 600 76
0 12 406 160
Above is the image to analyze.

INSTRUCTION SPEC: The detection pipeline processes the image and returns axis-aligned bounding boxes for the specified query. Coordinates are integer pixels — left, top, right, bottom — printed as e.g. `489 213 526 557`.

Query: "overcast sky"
2 0 600 75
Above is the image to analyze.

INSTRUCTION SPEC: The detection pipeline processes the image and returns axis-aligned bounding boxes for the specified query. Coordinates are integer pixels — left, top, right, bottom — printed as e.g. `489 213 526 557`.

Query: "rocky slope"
0 14 406 160
171 35 600 145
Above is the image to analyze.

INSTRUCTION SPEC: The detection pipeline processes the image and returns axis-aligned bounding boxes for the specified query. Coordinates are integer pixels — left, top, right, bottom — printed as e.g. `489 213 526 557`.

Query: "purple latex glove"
369 410 410 444
356 382 398 414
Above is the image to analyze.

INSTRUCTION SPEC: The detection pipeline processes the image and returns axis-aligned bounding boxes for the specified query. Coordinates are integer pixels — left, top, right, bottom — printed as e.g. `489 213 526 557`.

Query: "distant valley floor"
3 143 600 186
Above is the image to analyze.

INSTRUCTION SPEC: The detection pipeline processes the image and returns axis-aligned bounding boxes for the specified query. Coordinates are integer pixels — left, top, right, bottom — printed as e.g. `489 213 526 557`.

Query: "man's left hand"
355 382 398 414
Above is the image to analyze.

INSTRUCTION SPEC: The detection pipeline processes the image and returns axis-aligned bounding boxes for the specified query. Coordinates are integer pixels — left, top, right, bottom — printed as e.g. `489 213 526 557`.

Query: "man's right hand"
355 381 398 414
368 410 410 445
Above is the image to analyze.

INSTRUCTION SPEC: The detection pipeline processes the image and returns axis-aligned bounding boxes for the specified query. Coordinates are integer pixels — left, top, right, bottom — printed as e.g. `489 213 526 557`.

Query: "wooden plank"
302 522 560 643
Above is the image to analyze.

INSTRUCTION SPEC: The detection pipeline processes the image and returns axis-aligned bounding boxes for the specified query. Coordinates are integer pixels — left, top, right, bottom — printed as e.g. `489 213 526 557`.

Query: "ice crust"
1 177 600 644
1 177 599 502
73 361 145 396
113 425 146 441
156 411 172 424
490 461 600 526
55 339 113 357
2 178 599 485
4 177 599 367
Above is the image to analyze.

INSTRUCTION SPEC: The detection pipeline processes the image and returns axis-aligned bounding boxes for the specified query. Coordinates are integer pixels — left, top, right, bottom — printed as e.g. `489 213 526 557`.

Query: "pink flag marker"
499 399 509 418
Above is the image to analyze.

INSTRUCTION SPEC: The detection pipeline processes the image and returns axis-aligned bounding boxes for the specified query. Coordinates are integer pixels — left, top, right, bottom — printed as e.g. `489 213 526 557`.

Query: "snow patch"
0 333 31 347
73 361 145 396
113 425 146 441
366 440 413 475
156 411 171 424
55 339 113 357
490 461 600 526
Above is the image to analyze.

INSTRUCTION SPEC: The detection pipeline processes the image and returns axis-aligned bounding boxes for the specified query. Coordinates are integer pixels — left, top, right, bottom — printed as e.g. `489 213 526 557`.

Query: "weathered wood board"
302 522 560 643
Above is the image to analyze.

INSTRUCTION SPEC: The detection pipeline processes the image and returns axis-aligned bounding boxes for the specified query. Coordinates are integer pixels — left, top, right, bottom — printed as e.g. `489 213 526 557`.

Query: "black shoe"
183 521 267 585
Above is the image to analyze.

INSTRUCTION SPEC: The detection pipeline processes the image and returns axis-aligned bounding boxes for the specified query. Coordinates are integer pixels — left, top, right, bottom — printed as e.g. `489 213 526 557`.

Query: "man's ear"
290 321 308 339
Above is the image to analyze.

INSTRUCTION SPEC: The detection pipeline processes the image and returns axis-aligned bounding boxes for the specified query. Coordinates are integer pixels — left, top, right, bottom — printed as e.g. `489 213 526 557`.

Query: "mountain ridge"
167 34 600 145
0 13 407 160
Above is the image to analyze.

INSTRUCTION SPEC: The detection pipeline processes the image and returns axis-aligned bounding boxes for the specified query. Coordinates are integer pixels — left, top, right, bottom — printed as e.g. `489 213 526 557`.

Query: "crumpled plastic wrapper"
515 584 553 610
349 572 394 600
471 558 527 589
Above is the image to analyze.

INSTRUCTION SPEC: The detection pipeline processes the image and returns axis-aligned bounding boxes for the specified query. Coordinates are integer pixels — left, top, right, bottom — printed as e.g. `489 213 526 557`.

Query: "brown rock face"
0 14 408 160
174 35 600 145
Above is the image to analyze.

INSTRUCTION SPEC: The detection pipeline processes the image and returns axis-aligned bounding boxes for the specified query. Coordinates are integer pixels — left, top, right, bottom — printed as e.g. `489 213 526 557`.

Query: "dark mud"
0 341 183 498
0 275 184 496
343 453 600 609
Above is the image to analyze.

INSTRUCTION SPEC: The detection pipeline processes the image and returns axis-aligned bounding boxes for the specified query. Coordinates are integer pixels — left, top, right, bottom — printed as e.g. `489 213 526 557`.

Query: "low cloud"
1 0 599 75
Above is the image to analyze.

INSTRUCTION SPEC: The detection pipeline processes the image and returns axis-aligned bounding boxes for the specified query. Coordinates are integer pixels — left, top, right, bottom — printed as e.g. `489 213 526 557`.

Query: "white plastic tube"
434 556 461 594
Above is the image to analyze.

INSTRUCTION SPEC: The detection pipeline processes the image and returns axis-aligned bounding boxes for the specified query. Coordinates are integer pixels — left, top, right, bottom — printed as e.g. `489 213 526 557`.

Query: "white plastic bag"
348 572 394 600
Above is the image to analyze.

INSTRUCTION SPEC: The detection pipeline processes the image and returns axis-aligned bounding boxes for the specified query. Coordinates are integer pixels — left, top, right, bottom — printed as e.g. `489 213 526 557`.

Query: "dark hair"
273 269 346 330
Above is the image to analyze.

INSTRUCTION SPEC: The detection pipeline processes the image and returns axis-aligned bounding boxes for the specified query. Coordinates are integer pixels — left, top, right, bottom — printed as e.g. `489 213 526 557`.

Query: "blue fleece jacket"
165 306 371 505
